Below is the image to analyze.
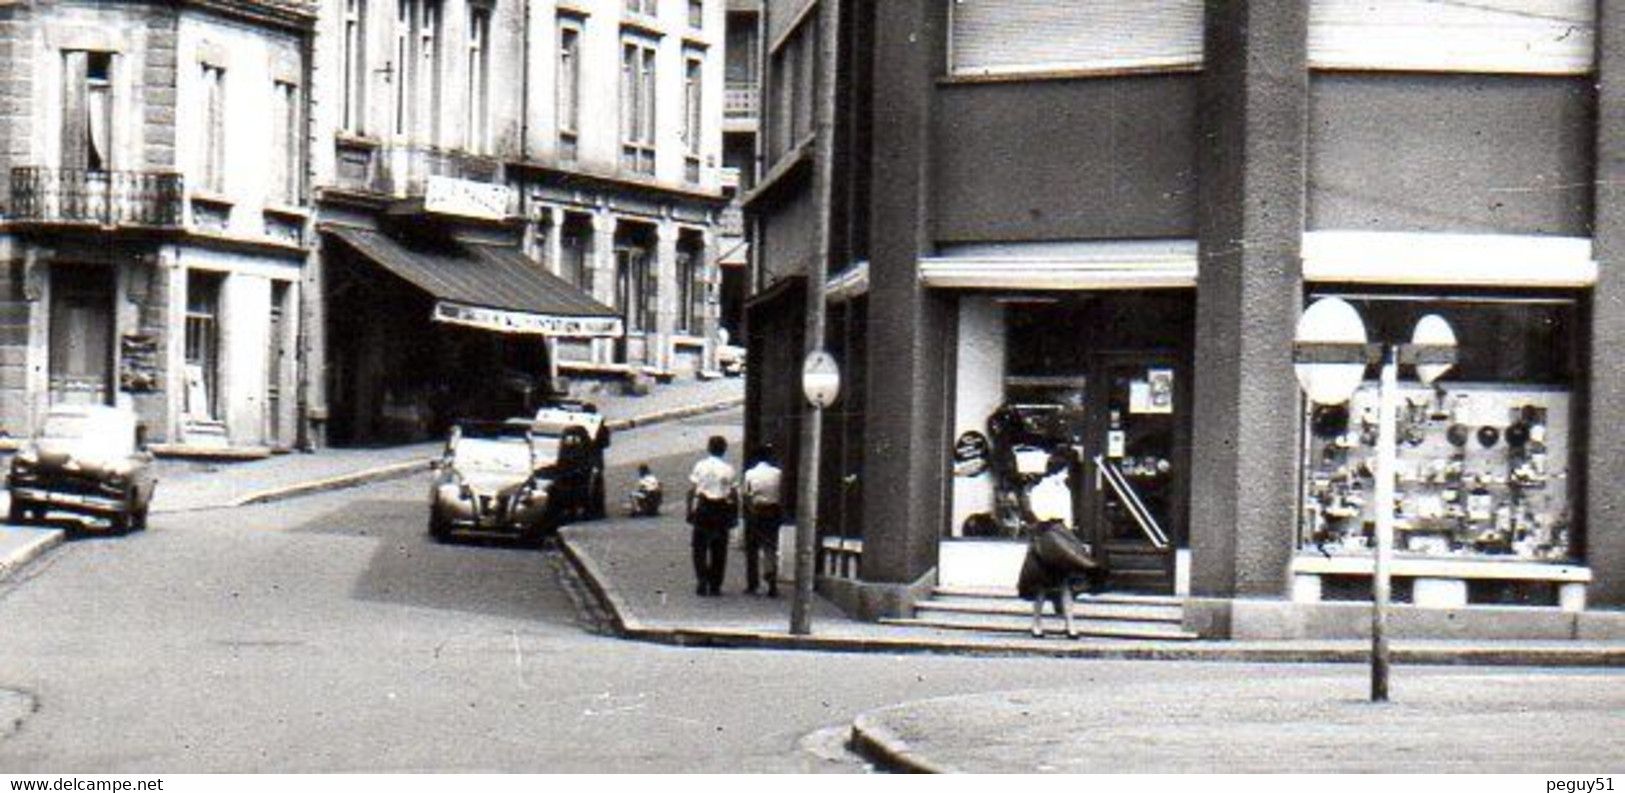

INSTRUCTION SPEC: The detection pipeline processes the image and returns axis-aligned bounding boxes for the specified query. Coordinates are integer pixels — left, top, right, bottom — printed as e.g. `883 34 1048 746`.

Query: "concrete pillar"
859 0 949 593
1586 0 1625 606
591 211 618 364
700 224 720 371
654 219 679 371
545 206 565 279
1188 1 1310 599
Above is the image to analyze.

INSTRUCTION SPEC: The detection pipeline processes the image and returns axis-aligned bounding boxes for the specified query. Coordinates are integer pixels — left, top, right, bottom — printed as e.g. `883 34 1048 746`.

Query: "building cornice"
506 160 729 209
182 0 317 32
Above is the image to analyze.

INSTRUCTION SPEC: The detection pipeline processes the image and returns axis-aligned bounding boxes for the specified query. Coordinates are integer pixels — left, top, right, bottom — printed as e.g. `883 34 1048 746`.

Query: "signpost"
791 350 841 635
1293 298 1456 703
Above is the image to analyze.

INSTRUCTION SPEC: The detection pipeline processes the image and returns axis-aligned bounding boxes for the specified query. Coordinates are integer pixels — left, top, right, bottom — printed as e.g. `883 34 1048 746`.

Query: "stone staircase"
882 585 1199 641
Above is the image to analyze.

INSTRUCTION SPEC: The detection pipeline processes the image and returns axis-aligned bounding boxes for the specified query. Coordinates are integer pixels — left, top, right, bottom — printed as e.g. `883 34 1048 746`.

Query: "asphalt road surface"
0 412 1618 772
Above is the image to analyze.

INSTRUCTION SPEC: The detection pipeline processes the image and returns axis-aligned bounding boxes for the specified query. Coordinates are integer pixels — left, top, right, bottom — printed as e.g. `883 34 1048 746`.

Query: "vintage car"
429 419 554 543
7 404 157 533
530 402 609 520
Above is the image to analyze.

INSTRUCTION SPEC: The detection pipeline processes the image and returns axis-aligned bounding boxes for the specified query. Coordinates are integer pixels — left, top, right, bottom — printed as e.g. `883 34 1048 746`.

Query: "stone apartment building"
310 0 731 444
748 0 1625 640
0 0 316 455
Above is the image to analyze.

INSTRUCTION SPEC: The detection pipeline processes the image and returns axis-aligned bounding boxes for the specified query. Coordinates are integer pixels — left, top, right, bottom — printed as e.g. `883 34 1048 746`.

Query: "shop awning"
325 226 623 338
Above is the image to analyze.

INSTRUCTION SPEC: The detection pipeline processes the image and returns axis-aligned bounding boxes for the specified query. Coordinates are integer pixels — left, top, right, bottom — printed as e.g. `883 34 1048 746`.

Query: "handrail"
1092 455 1170 549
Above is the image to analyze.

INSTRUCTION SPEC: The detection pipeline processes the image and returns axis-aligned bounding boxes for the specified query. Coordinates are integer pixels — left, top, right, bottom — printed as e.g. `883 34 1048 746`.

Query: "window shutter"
1308 0 1596 75
642 254 658 332
61 52 89 170
948 0 1204 77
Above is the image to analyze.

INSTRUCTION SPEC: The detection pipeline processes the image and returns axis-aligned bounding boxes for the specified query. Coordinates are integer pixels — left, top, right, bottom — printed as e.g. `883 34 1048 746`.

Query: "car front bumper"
8 484 129 516
433 485 551 535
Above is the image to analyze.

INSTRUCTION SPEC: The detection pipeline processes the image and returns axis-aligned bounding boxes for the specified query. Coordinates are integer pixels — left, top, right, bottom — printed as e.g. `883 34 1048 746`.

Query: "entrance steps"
881 586 1199 641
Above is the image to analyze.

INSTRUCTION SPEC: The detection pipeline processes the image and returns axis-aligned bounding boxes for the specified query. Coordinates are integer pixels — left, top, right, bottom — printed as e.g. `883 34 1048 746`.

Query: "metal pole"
1372 346 1397 702
790 0 841 636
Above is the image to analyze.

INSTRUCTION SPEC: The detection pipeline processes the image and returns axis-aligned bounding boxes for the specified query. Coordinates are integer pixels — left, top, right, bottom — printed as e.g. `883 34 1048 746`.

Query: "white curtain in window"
87 85 109 169
1308 0 1595 74
949 0 1204 76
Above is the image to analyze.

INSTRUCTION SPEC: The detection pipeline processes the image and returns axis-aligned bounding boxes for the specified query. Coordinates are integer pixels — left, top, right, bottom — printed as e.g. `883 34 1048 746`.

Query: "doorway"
48 265 115 405
947 292 1193 594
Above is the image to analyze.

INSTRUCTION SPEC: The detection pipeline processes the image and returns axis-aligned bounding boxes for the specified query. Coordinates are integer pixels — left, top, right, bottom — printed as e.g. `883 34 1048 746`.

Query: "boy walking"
686 435 738 596
742 446 784 597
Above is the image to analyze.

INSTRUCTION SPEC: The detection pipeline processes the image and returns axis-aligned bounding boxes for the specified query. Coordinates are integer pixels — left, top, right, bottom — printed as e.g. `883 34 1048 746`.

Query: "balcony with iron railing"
5 167 185 228
724 81 760 126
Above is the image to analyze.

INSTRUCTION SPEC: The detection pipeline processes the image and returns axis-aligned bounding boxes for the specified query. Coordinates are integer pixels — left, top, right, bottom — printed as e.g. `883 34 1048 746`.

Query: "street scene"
0 0 1623 777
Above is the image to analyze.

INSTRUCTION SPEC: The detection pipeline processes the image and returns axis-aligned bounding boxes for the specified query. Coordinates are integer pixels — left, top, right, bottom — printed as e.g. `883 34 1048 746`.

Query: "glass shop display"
1300 382 1572 561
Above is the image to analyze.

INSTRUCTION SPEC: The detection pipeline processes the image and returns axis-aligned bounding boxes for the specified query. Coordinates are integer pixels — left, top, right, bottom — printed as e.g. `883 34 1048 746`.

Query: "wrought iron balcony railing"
7 167 184 228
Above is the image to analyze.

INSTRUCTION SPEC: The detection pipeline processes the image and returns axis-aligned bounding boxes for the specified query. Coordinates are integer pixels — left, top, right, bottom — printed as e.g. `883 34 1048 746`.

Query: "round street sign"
1411 313 1457 386
802 350 841 409
1294 297 1369 406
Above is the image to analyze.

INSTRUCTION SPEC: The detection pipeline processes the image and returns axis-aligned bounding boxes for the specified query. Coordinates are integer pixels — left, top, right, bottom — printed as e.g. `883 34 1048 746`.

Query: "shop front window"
1299 291 1581 563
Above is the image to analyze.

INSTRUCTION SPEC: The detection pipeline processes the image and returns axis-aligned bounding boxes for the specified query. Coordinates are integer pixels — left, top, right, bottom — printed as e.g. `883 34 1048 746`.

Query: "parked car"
428 419 556 544
7 404 156 533
529 401 609 520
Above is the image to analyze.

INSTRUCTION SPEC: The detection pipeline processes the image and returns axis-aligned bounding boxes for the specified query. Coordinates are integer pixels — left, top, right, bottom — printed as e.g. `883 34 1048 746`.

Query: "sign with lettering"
432 301 623 338
424 175 513 221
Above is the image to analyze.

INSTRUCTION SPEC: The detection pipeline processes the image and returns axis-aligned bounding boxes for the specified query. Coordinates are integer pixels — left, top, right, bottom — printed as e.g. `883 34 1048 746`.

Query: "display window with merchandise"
1298 290 1584 582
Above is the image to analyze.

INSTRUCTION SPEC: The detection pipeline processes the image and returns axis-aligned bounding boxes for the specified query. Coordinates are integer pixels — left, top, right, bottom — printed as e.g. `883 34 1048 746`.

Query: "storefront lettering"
431 301 623 338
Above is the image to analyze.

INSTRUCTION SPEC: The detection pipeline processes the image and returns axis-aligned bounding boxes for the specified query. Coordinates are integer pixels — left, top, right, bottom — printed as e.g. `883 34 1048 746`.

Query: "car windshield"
452 436 533 472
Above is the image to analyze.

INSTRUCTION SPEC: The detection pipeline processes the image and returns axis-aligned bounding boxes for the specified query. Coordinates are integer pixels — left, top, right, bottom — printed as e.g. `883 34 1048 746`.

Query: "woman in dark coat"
1016 453 1101 638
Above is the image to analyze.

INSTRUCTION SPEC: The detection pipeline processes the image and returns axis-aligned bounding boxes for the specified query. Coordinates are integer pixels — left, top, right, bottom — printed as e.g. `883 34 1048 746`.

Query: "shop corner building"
745 0 1625 640
0 0 316 456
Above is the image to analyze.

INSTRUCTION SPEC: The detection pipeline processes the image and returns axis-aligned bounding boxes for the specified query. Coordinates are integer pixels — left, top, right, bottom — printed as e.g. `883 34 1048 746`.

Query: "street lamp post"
1294 298 1456 703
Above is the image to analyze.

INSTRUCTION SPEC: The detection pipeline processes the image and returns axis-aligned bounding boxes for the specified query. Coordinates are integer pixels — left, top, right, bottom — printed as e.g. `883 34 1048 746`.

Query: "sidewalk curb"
0 529 64 583
231 458 431 508
849 714 949 774
191 395 745 511
556 536 1625 666
602 396 743 433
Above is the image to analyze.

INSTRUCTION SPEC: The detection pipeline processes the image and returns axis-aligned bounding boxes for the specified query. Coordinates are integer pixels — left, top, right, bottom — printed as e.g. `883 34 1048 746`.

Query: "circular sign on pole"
802 350 841 409
1411 313 1457 386
1294 297 1370 406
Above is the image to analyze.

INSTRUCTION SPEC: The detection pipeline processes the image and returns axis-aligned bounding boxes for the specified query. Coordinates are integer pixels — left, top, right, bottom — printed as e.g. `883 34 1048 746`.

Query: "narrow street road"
0 412 1618 772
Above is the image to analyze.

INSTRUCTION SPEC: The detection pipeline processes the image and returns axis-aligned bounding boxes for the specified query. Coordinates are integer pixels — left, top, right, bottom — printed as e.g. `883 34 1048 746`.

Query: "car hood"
25 440 129 475
454 467 536 494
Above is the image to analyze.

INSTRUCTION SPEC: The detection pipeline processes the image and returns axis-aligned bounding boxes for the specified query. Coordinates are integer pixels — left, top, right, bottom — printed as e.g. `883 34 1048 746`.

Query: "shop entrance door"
48 265 114 406
1082 354 1186 594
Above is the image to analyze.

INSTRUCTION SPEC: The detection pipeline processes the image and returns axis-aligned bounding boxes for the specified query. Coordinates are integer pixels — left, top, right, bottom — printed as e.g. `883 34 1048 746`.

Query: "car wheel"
428 508 451 541
110 511 131 535
7 499 29 525
130 504 149 533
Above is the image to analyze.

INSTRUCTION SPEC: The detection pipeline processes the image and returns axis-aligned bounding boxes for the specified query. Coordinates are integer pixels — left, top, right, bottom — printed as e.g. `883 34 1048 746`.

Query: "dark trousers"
691 526 729 594
743 504 783 592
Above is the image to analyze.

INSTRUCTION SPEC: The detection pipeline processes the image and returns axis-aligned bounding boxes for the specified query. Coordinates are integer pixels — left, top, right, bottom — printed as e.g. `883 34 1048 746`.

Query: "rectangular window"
1298 292 1581 567
420 0 442 143
620 39 656 175
394 0 412 136
272 80 301 205
467 6 491 152
625 0 656 16
616 246 654 333
766 20 814 163
184 271 224 420
676 248 701 334
1309 0 1595 75
687 0 703 29
342 0 366 132
560 217 589 291
948 0 1204 77
557 20 581 160
200 64 226 193
683 55 702 183
61 51 114 172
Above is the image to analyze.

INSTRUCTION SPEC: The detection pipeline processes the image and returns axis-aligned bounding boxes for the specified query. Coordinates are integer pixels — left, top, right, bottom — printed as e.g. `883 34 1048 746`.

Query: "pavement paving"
849 672 1625 772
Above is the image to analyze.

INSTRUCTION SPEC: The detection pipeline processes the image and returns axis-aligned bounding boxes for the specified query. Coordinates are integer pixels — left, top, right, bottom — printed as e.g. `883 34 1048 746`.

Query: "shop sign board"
432 301 623 338
1294 297 1369 405
424 176 513 221
802 350 841 409
952 431 990 477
